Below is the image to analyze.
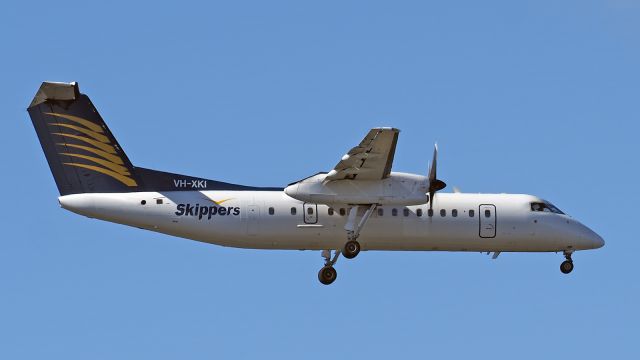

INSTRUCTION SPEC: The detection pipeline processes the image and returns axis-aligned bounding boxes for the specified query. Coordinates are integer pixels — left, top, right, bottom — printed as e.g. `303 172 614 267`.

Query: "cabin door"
247 205 259 235
303 203 318 224
479 204 496 238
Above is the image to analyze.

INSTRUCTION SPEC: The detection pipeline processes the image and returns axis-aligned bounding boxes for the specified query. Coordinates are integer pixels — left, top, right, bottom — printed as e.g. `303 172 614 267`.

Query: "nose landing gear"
560 251 574 274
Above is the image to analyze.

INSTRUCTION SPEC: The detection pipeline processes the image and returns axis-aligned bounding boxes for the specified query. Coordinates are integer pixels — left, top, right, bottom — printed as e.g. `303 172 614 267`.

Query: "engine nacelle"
284 172 429 206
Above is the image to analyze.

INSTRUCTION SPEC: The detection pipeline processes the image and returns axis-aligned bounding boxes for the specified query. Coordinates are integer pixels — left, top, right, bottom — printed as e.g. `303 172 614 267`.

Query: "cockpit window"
531 201 564 214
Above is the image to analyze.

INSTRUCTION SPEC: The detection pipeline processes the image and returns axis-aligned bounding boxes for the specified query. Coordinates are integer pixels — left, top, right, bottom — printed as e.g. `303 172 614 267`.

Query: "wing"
325 127 400 181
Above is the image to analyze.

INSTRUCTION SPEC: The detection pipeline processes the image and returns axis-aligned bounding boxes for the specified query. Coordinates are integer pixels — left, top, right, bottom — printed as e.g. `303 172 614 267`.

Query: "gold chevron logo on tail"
45 112 138 187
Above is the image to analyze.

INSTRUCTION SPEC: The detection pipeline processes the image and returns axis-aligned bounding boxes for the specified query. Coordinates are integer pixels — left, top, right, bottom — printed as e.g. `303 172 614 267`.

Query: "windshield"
531 201 565 214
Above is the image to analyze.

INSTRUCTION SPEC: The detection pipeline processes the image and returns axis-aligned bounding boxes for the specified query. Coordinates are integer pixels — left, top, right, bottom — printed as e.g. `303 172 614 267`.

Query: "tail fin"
27 82 140 195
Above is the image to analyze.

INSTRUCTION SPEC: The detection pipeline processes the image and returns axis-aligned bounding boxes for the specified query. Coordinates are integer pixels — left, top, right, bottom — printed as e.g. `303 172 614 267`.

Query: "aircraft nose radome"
591 232 605 249
581 226 605 249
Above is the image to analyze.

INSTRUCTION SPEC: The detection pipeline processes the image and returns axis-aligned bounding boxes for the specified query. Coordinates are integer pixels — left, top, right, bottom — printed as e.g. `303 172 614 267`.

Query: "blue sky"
1 1 638 358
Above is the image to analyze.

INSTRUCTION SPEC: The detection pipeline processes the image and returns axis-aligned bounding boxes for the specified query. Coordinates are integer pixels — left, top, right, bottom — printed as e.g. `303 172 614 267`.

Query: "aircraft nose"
590 231 605 249
580 225 605 249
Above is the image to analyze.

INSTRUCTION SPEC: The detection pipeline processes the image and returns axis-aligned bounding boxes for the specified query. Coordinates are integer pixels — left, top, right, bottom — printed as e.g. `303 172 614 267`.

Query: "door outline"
303 203 318 224
247 205 259 236
479 204 497 238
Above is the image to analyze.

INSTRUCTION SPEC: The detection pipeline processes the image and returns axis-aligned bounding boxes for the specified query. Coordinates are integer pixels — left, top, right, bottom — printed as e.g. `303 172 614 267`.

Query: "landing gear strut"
318 249 341 285
560 251 574 274
342 204 376 260
317 204 377 284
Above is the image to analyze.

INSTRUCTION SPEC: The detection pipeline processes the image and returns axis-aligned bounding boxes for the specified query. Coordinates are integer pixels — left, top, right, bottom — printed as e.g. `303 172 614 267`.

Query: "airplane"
26 81 604 285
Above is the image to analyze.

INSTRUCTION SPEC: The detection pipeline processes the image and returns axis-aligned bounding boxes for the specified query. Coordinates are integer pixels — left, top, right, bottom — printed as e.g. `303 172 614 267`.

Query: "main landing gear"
318 204 377 285
342 204 376 259
318 204 376 285
343 240 361 259
560 250 574 274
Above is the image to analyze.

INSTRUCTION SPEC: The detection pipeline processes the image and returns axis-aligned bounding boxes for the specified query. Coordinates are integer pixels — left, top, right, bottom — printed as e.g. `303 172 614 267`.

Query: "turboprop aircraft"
27 81 604 285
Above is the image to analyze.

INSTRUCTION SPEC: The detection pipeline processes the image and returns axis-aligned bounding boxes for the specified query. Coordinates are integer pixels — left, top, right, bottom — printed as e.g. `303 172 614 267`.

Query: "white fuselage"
58 191 604 253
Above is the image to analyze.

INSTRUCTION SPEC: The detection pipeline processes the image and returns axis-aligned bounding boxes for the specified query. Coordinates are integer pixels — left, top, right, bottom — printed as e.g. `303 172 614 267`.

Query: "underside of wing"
326 127 400 181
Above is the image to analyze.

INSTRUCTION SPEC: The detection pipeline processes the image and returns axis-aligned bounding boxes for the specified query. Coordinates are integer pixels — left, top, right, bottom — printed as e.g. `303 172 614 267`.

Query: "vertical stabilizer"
27 82 140 195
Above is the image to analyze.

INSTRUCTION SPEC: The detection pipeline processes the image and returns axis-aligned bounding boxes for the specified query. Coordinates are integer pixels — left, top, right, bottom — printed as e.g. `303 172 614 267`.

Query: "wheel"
560 260 574 274
343 240 361 259
318 266 337 285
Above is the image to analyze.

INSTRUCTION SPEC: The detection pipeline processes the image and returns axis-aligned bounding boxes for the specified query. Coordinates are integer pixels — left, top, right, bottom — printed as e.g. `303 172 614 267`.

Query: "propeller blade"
427 144 446 210
429 143 438 181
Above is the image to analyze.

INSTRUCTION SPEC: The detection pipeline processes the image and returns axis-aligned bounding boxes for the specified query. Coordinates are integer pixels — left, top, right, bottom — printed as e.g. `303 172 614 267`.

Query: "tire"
560 260 574 274
343 240 361 259
318 266 337 285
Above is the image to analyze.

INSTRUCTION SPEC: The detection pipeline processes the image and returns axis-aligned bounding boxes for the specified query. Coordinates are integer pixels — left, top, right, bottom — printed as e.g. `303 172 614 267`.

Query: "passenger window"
269 207 275 215
392 208 398 216
307 207 314 215
428 209 434 217
377 208 384 216
485 209 491 218
339 208 346 216
452 209 458 217
440 209 446 217
328 207 334 216
156 199 163 204
403 208 410 217
469 209 475 217
417 209 423 217
291 207 297 215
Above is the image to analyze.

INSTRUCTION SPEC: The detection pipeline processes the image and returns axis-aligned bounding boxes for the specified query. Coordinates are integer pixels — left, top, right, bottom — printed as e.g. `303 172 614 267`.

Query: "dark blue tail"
27 82 282 195
28 82 140 195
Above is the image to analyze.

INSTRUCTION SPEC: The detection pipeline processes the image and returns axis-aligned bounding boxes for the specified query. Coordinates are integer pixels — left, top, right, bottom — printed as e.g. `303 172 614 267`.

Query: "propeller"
428 144 447 210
